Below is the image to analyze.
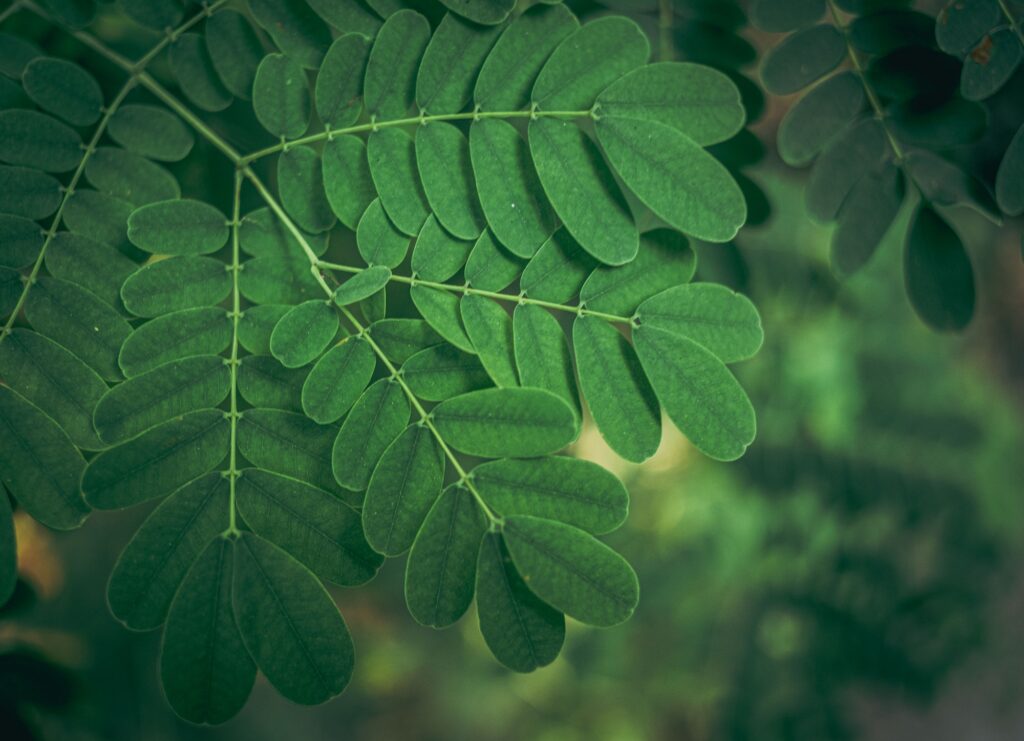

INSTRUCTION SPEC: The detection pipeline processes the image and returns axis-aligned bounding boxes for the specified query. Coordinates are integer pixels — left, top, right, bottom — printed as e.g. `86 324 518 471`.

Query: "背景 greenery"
0 0 1020 727
0 0 764 724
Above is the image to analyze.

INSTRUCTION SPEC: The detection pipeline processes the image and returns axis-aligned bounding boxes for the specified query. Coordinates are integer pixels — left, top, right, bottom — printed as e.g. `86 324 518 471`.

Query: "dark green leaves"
128 199 230 255
0 110 82 172
996 125 1024 216
431 388 577 458
503 515 638 627
279 146 336 234
363 9 430 120
171 33 232 112
108 105 194 162
270 300 339 368
416 122 486 240
332 379 410 491
22 57 102 126
302 337 376 423
416 13 502 115
316 34 371 128
253 53 310 139
333 266 391 306
121 256 231 317
596 117 746 243
205 10 264 100
904 205 975 331
233 532 354 704
760 24 846 94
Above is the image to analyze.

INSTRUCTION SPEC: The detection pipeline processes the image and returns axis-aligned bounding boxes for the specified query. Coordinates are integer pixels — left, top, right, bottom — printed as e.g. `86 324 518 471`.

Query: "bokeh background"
2 1 1023 739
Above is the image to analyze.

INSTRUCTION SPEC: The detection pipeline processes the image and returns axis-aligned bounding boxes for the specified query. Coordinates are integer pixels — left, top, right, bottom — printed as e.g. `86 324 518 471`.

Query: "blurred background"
2 0 1024 739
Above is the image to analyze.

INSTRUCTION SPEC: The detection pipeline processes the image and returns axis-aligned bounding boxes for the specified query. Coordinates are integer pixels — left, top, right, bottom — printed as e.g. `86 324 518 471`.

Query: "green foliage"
0 0 774 724
755 0 1024 331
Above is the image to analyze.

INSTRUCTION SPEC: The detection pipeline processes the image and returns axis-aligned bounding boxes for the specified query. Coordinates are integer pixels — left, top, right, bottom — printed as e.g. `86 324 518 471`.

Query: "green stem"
241 168 500 524
132 0 232 72
316 260 633 325
241 108 594 164
0 78 137 344
0 1 24 24
224 169 243 537
658 0 673 62
995 0 1024 45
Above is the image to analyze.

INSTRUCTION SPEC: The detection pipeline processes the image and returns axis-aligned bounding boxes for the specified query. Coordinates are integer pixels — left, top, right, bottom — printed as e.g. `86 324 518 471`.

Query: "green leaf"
316 34 371 129
806 118 888 221
107 473 228 630
405 483 488 627
889 97 987 150
85 147 181 206
0 165 61 219
332 378 410 491
411 216 474 281
253 53 310 139
205 10 264 100
322 136 377 231
596 117 746 243
532 16 648 111
239 206 328 258
431 387 576 458
573 315 660 463
996 124 1024 216
367 128 430 236
356 198 410 268
239 255 320 304
24 277 131 381
237 408 344 498
0 110 82 172
94 355 231 444
474 457 627 534
121 256 231 318
370 318 442 364
0 328 107 450
38 0 96 28
935 0 1001 56
402 343 492 401
333 266 392 306
778 72 865 167
904 150 1001 224
63 189 136 257
410 284 474 353
464 228 527 291
470 118 559 259
831 162 905 275
363 9 430 120
233 532 354 705
21 57 102 126
363 423 445 556
633 324 755 461
161 537 255 724
0 214 42 269
460 294 518 387
238 355 308 412
595 62 745 146
307 0 382 36
439 0 514 25
416 13 503 115
278 146 336 234
512 303 580 421
236 468 382 585
0 32 41 79
849 10 934 55
128 199 229 256
474 3 579 111
520 228 597 303
238 305 290 355
750 0 825 32
904 204 975 331
302 337 376 424
416 123 486 240
636 284 763 363
760 24 846 95
0 385 88 530
580 229 696 316
82 408 229 510
108 104 194 163
120 0 183 30
119 307 231 377
270 300 339 369
529 119 636 265
249 0 331 69
503 515 638 627
170 33 232 112
961 29 1021 100
476 531 564 672
45 231 136 308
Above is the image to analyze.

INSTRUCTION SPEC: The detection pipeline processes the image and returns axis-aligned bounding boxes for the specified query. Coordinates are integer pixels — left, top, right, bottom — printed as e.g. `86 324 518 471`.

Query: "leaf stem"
240 109 593 164
658 0 674 62
995 0 1024 45
0 1 24 24
224 169 243 538
0 78 137 344
316 260 633 325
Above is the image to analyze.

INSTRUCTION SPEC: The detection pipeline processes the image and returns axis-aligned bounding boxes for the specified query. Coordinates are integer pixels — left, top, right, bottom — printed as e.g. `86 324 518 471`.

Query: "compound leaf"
332 378 411 491
301 337 376 424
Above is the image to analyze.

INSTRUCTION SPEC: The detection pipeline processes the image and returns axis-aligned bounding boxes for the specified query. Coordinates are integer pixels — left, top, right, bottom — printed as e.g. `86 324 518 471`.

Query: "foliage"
0 0 767 724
